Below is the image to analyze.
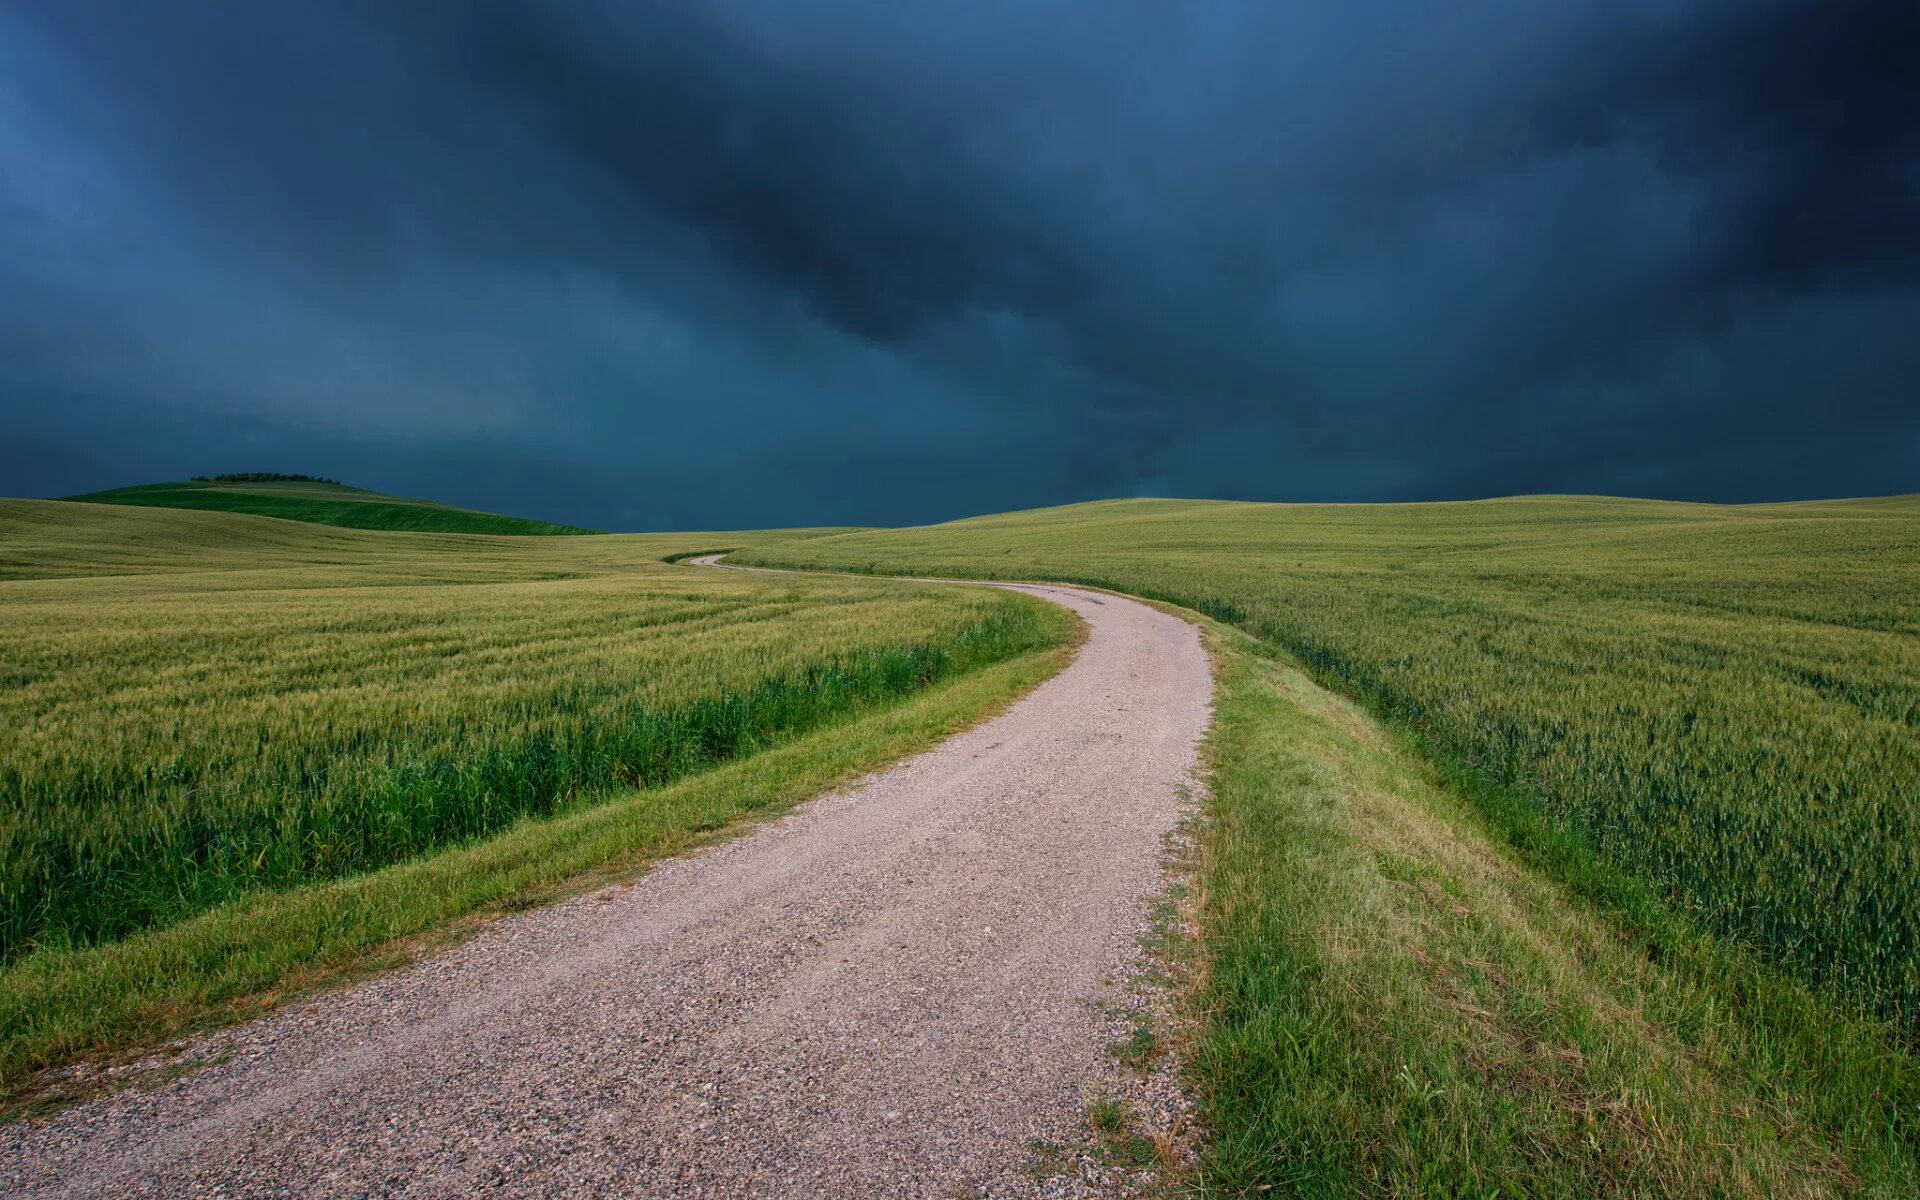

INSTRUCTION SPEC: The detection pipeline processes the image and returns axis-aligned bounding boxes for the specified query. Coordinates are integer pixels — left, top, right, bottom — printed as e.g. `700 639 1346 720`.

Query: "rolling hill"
10 486 1918 1191
738 492 1920 1027
64 477 599 535
739 492 1920 1192
0 496 1069 1113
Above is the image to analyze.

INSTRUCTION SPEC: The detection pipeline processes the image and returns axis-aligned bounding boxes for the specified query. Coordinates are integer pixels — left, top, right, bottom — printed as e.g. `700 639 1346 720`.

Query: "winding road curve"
0 560 1212 1198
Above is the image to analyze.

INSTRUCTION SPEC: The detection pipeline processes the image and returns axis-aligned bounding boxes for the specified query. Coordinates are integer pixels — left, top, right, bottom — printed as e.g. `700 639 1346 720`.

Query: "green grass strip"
1189 620 1919 1196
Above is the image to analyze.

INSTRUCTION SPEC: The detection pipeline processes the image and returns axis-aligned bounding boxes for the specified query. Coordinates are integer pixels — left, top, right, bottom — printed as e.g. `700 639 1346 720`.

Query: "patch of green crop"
0 500 1062 960
1186 623 1918 1195
1 636 1073 1113
738 493 1920 1037
64 477 601 535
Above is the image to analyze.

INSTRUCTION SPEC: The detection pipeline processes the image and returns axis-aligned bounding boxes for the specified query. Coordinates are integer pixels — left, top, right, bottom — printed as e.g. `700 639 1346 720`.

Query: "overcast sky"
3 1 1916 529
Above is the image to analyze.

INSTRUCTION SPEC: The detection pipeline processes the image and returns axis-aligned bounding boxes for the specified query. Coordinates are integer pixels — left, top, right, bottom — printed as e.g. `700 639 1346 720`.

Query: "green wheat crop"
64 477 600 534
0 500 1057 960
738 493 1920 1036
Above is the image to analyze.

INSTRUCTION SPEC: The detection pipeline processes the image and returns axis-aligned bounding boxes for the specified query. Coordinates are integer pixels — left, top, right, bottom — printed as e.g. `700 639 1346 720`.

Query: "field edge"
730 551 1920 1194
0 618 1081 1121
1161 616 1920 1195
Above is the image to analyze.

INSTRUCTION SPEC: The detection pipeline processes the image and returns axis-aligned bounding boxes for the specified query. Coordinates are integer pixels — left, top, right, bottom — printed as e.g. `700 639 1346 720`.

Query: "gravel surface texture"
0 568 1212 1199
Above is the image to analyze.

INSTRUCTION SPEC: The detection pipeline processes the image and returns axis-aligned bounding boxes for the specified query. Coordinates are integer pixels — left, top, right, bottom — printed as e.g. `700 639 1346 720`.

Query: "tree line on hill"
189 473 341 485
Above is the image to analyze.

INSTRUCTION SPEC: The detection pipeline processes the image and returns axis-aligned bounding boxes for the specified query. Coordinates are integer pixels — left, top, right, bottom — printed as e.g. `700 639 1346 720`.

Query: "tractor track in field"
0 557 1213 1198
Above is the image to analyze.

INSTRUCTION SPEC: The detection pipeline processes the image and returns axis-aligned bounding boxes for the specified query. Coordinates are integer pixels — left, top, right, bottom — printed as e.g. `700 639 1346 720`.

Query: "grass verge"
2 500 1048 961
734 495 1920 1035
1190 618 1919 1196
0 625 1076 1119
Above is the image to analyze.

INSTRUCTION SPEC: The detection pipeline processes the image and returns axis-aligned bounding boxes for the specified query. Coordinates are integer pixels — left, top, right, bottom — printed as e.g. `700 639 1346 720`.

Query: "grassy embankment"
0 499 1073 1108
737 494 1920 1196
65 477 599 535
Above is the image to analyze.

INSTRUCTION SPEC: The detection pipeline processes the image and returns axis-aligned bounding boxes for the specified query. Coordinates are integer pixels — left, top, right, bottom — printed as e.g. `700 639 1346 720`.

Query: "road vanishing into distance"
1 561 1212 1198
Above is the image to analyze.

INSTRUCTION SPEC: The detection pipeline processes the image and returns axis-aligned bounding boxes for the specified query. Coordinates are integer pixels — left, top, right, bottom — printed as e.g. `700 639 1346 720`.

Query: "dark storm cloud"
368 2 1100 344
1574 0 1920 296
2 0 1915 527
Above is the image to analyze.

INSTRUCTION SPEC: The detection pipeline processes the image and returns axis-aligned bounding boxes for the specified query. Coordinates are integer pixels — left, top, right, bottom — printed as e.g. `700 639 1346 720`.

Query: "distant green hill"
63 477 599 535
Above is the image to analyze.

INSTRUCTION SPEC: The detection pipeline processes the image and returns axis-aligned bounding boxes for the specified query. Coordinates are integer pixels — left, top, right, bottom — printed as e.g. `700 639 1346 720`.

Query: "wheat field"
738 493 1920 1035
0 500 1061 960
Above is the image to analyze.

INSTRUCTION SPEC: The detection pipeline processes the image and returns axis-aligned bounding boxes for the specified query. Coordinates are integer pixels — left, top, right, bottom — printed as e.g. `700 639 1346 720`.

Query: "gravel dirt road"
0 564 1212 1198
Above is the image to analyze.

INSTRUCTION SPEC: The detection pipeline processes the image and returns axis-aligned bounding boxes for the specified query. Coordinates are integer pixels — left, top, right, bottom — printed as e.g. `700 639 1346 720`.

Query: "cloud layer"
3 1 1915 527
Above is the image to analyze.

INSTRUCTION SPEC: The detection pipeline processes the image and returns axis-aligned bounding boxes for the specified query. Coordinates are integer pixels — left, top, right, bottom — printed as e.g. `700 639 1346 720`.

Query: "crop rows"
740 494 1920 1036
0 501 1058 959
